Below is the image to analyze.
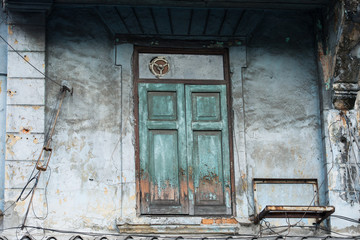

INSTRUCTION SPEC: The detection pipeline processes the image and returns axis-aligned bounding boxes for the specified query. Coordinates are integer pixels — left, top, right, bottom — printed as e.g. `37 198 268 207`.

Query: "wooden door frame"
133 46 235 217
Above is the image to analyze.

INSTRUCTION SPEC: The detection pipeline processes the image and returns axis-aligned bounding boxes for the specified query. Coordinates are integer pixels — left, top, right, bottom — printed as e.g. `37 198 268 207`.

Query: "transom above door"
134 48 233 216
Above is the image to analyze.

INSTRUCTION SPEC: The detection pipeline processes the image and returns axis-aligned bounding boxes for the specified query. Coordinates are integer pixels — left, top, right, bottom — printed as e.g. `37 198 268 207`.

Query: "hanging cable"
331 214 360 223
0 34 63 88
21 86 71 229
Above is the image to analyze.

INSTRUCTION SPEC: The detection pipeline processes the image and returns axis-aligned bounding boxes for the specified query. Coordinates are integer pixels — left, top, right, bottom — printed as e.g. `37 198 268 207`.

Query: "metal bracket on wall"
252 178 335 224
253 205 335 224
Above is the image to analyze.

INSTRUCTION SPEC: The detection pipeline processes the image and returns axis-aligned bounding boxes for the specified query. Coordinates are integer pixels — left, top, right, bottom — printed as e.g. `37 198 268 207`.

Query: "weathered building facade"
0 0 359 239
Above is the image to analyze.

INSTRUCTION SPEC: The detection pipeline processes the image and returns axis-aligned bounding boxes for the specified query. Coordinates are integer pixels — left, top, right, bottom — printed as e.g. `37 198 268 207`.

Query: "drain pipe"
0 8 8 213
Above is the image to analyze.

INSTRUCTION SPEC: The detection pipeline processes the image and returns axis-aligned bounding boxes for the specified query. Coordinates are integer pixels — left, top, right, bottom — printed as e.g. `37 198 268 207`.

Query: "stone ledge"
117 224 239 234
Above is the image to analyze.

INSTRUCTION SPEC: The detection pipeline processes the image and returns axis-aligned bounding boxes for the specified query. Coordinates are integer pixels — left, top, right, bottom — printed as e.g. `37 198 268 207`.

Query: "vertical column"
0 10 8 215
4 12 46 227
316 1 360 233
115 44 137 222
326 110 360 232
229 46 253 221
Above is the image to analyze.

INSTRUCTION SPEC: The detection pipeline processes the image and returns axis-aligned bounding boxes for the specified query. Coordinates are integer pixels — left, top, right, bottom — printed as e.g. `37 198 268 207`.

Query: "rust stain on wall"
318 42 336 90
201 218 238 224
8 25 13 35
6 134 21 157
7 89 16 97
21 127 32 134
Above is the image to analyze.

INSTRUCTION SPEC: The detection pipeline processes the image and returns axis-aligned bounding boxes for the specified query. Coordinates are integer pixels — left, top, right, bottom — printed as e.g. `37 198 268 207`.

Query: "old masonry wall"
1 4 358 239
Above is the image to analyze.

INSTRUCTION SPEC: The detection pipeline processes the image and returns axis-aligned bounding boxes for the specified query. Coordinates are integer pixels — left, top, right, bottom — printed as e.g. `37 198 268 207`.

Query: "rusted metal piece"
21 86 70 229
35 86 69 171
253 205 335 224
253 178 318 184
35 146 52 171
149 56 170 78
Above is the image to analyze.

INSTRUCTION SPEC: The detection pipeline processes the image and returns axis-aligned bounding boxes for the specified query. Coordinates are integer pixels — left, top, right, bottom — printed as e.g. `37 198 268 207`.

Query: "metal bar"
266 205 335 211
21 86 70 229
218 9 228 36
254 205 335 224
114 7 131 34
254 178 318 184
45 87 69 147
150 8 159 35
132 7 144 34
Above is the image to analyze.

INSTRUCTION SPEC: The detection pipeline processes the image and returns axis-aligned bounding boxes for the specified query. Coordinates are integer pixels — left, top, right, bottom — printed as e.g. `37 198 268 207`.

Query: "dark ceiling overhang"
2 0 331 46
4 0 331 12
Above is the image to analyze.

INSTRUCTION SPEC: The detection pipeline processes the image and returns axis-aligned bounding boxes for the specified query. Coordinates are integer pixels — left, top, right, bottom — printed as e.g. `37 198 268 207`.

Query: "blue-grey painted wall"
0 9 7 212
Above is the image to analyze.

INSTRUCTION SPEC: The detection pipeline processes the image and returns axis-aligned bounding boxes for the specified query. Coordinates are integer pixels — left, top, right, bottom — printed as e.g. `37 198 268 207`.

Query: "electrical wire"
0 13 65 88
0 171 40 217
257 113 360 238
294 117 341 223
0 34 63 87
257 116 342 234
0 13 66 221
0 90 63 221
1 225 258 238
44 90 63 145
331 214 360 224
31 166 51 221
257 224 360 238
340 113 360 204
5 224 360 239
1 11 358 239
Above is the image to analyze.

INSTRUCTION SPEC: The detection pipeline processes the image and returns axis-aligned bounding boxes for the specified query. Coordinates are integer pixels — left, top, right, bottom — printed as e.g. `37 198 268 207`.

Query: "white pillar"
4 11 46 229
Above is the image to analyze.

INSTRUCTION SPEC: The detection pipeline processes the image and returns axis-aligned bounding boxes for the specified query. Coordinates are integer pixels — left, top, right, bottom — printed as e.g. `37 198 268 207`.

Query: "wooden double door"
139 83 231 215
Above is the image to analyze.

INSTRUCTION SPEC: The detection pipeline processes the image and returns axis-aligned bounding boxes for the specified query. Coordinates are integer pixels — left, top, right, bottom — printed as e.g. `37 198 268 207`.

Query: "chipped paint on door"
139 83 188 214
139 83 231 215
186 85 231 215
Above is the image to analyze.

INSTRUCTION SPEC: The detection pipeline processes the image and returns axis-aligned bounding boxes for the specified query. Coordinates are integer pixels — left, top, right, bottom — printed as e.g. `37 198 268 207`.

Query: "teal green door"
185 85 232 215
139 83 231 215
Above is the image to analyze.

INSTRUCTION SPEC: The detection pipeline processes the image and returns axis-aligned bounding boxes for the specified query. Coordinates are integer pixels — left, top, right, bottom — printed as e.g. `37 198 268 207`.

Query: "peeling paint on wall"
5 134 21 157
3 2 360 238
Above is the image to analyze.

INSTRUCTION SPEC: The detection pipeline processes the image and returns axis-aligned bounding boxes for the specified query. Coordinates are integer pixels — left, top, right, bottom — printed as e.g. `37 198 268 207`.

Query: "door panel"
192 92 221 122
193 131 224 206
139 83 188 215
148 92 177 121
186 85 232 215
139 83 231 215
150 130 179 203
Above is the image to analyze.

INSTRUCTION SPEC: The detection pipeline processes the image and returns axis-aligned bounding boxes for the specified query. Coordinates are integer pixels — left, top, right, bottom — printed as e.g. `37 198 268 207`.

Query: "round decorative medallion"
149 56 170 78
